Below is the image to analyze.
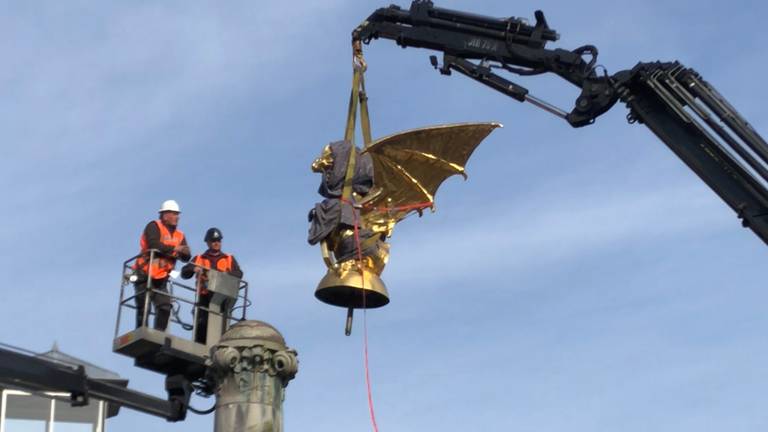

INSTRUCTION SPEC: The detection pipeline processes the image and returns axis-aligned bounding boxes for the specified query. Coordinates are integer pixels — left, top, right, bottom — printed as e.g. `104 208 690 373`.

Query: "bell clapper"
345 307 354 336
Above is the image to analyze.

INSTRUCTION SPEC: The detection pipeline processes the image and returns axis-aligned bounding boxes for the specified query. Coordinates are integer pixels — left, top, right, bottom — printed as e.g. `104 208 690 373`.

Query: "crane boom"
354 0 768 245
0 346 191 422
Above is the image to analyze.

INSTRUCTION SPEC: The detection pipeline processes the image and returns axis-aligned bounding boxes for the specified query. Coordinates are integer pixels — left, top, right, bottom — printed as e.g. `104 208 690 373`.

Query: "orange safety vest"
135 220 185 280
193 254 234 273
193 254 233 295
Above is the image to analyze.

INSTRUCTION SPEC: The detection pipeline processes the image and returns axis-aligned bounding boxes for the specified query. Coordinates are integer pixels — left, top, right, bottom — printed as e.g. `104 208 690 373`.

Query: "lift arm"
0 346 191 422
353 0 617 127
614 63 768 244
354 0 768 245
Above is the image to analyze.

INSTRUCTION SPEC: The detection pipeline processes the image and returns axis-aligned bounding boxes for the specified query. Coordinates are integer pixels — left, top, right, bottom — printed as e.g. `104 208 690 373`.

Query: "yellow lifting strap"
341 41 373 202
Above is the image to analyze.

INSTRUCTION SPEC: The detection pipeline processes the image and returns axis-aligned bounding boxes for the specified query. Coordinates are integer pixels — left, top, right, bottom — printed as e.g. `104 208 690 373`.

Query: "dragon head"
311 144 334 173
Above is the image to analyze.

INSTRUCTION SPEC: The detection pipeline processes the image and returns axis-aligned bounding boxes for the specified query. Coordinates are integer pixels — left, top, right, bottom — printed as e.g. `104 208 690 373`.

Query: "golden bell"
314 267 389 309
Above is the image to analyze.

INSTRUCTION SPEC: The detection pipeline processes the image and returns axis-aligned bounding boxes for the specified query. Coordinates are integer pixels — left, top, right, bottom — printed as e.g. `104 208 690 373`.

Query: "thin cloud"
380 182 734 280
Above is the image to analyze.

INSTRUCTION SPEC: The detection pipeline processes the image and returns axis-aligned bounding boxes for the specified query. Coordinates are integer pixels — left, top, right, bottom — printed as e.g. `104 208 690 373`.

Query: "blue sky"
1 0 767 431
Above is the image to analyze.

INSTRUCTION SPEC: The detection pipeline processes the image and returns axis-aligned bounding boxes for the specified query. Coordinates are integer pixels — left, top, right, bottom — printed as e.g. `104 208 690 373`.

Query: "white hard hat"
159 199 181 213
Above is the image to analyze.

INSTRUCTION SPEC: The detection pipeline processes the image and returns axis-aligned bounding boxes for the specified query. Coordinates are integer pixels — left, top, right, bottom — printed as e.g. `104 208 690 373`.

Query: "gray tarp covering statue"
307 140 382 262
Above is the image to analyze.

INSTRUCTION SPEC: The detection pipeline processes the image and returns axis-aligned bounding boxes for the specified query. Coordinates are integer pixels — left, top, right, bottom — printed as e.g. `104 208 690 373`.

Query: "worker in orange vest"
134 200 191 330
181 227 243 344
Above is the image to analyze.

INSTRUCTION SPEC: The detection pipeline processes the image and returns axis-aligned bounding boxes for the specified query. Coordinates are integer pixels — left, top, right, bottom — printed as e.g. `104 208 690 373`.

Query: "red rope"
365 201 433 213
347 198 380 432
362 307 379 432
342 196 431 431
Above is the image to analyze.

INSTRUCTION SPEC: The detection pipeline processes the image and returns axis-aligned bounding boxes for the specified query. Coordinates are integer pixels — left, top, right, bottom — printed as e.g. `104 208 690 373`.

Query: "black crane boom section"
354 0 768 245
0 346 191 422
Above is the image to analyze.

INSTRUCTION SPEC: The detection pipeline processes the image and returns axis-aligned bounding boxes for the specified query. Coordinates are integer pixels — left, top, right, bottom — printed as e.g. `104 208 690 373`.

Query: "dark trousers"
195 292 233 345
134 277 171 331
194 292 212 344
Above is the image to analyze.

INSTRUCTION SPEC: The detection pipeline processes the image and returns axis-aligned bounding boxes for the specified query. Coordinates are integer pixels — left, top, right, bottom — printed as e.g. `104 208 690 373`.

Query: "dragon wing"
360 122 501 232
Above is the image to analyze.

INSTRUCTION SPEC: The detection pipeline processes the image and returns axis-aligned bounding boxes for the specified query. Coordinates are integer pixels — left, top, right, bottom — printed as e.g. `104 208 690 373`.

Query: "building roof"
36 342 122 381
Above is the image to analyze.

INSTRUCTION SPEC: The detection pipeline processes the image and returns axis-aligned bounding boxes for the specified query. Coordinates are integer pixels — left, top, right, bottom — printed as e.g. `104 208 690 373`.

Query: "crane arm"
353 0 768 244
352 0 617 127
0 346 192 422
